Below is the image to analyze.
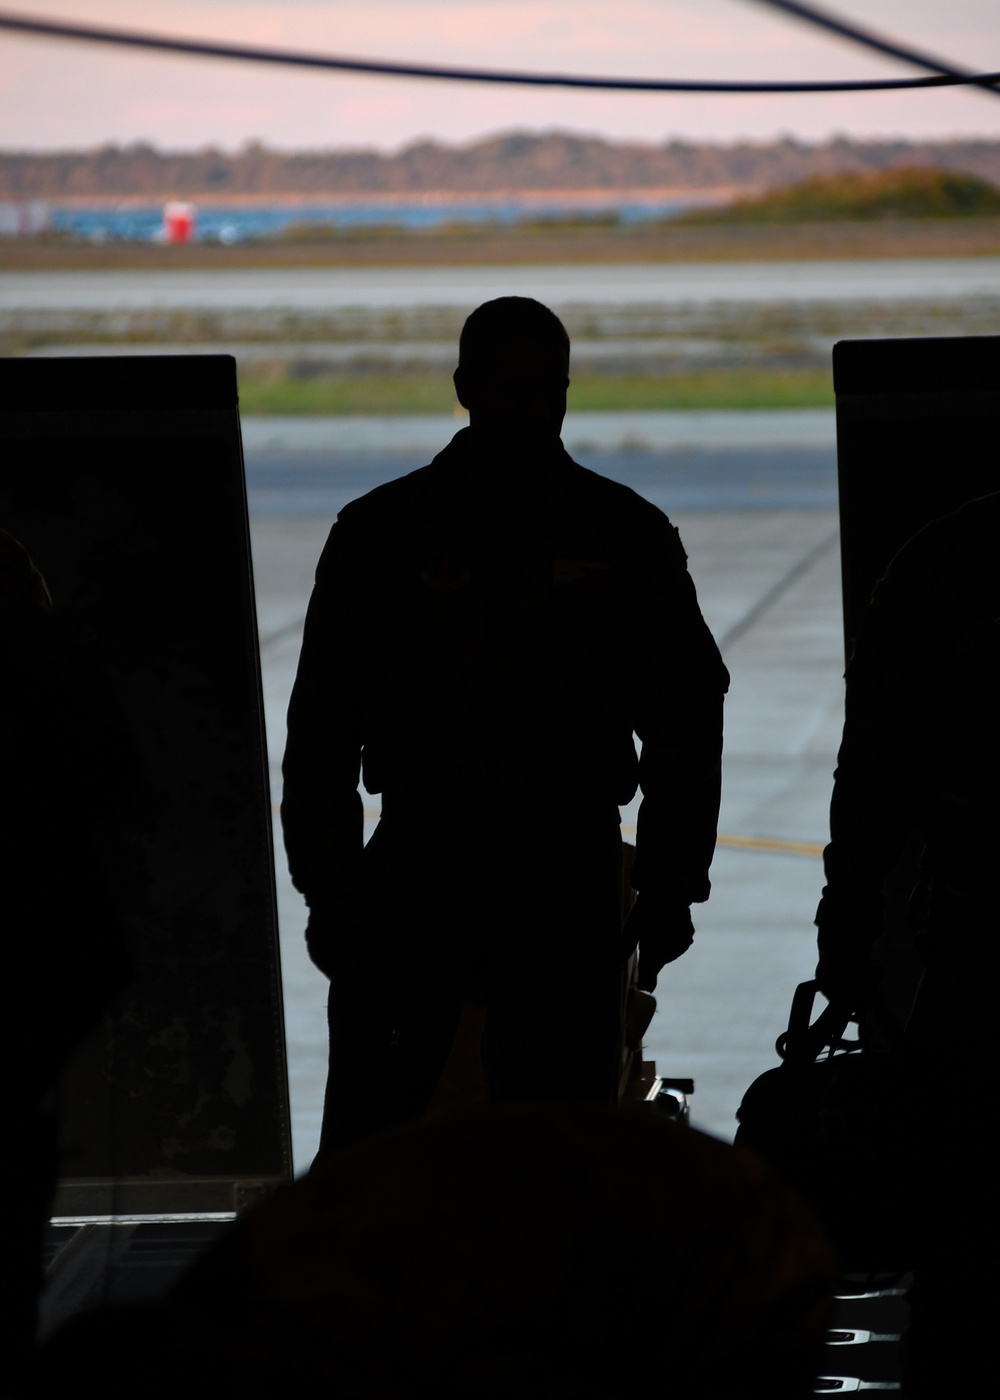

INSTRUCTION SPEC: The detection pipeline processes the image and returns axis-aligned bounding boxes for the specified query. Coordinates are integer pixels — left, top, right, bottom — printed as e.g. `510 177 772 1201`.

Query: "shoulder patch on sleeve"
662 521 688 569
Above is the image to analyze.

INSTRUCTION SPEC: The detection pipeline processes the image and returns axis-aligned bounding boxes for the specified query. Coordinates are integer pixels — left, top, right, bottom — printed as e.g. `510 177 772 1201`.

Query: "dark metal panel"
833 335 1000 660
0 356 291 1215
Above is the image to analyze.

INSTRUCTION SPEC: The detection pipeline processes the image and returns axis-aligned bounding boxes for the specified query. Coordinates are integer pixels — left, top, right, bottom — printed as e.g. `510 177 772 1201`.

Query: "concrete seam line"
716 527 839 654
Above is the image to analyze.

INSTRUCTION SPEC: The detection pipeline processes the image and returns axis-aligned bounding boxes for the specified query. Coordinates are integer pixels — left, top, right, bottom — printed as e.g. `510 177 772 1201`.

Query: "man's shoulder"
313 461 444 582
567 458 658 513
564 458 688 565
336 460 441 528
883 489 1000 595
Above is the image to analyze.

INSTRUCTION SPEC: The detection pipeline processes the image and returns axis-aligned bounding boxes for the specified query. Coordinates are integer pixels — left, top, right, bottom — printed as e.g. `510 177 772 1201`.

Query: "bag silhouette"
735 981 917 1272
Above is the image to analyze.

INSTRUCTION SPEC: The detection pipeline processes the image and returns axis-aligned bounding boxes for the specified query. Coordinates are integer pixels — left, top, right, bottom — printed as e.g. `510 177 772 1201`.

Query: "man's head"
454 297 570 447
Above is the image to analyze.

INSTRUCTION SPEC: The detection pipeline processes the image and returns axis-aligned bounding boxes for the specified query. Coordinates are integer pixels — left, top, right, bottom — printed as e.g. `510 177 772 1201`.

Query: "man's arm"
282 514 368 969
814 550 928 1011
627 517 729 988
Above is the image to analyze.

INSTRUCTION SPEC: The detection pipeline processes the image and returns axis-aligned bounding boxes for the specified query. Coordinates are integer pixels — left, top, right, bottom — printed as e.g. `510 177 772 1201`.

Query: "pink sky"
2 0 999 151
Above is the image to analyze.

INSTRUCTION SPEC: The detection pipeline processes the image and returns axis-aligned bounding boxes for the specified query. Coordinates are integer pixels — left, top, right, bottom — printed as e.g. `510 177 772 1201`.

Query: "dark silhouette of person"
282 297 728 1155
814 491 1000 1396
0 528 131 1380
24 1104 836 1400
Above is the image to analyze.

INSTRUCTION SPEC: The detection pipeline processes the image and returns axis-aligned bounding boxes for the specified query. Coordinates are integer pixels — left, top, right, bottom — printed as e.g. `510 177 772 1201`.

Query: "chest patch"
420 556 472 592
553 558 612 589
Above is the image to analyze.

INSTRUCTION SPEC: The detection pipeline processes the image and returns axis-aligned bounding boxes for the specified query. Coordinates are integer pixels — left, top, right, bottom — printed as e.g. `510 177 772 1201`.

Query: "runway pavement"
242 406 837 457
247 411 845 1170
4 256 1000 311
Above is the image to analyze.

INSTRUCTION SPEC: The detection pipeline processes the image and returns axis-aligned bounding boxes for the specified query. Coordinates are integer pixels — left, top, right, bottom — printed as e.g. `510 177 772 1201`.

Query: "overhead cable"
752 0 1000 97
0 9 998 95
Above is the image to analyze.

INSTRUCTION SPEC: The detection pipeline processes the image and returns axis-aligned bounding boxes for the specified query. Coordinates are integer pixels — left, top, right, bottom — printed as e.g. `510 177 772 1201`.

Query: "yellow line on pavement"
621 824 823 858
716 833 824 858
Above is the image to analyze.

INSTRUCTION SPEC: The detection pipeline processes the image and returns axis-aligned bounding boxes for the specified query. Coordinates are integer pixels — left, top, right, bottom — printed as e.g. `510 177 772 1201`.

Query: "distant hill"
679 167 1000 223
4 133 1000 200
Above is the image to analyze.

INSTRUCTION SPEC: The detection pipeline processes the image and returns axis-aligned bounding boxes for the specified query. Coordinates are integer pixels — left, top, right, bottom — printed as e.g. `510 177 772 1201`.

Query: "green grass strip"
237 369 834 416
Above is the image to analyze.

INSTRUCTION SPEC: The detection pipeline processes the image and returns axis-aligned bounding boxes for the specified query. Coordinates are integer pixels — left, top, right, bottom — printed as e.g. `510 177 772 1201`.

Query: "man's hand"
304 893 367 980
814 897 882 1017
814 939 879 1017
625 894 695 992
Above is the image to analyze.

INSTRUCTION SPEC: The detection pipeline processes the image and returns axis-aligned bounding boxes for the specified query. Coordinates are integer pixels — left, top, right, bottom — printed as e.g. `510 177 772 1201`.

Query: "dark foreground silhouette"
24 1105 835 1399
282 297 729 1155
815 491 1000 1395
0 529 131 1381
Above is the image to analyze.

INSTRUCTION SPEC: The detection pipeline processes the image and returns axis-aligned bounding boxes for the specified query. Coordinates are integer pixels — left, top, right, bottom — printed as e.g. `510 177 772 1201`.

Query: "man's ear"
453 366 473 411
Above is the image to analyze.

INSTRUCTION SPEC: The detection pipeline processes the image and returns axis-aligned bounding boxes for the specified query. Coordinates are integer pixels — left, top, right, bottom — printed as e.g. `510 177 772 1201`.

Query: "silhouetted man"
282 297 728 1153
815 491 1000 1397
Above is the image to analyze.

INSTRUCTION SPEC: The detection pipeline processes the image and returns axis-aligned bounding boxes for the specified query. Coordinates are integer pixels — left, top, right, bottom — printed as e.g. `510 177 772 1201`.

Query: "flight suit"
283 428 728 1150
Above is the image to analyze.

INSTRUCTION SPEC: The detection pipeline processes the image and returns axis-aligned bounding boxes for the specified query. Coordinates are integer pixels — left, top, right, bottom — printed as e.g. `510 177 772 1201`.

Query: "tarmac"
246 409 845 1171
4 255 1000 310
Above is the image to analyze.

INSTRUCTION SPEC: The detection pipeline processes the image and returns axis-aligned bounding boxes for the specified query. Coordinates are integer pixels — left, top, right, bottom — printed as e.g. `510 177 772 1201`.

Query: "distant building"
162 201 196 244
0 201 51 237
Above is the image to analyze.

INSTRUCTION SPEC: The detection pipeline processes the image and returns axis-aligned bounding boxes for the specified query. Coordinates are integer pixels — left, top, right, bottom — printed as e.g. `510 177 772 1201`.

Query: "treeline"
679 168 1000 223
4 133 1000 199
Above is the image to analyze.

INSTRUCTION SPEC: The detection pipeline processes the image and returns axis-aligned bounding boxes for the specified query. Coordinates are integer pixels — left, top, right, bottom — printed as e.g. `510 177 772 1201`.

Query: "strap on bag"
775 981 861 1066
